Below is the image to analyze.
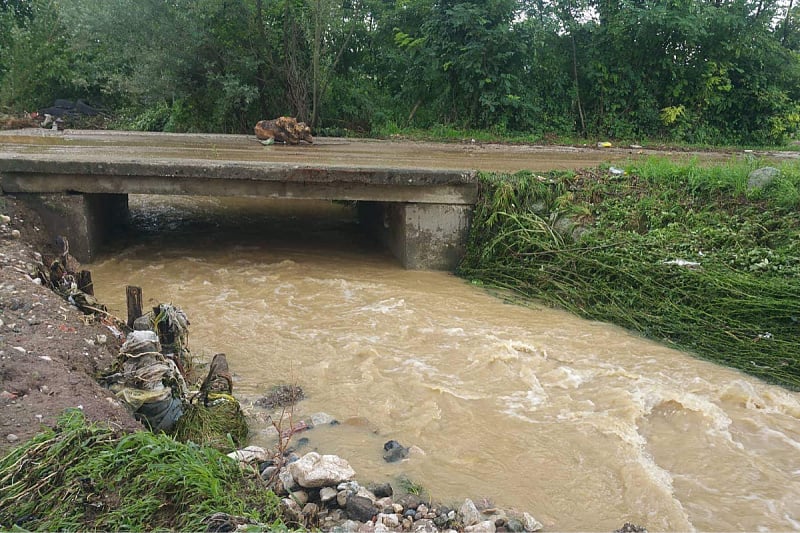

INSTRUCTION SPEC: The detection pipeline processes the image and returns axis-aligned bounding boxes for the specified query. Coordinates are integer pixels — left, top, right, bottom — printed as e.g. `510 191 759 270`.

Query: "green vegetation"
458 158 800 389
0 410 283 531
1 0 800 145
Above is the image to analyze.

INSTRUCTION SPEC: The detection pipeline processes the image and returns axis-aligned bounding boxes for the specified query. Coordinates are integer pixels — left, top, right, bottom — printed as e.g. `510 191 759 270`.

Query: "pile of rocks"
233 448 544 532
0 214 21 241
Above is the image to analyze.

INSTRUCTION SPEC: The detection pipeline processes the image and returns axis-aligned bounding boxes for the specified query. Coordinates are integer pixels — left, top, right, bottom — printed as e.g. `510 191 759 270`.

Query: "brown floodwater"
87 195 800 532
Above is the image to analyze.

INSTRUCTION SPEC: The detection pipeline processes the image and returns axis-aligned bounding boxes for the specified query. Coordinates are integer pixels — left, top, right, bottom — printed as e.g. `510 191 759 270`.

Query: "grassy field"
458 157 800 389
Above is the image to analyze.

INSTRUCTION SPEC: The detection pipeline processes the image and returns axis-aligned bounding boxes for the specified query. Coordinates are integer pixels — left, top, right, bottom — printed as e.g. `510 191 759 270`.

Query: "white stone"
279 468 298 492
378 513 400 528
227 445 269 464
10 229 20 239
0 215 10 223
357 521 376 533
392 503 404 514
465 522 496 533
289 452 355 488
6 433 19 443
309 412 335 426
522 512 543 532
459 499 481 526
320 486 338 503
413 519 438 533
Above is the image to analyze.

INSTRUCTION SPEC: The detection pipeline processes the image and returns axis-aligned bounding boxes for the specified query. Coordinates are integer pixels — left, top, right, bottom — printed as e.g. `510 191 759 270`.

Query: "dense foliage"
0 410 282 531
458 159 800 389
1 0 799 144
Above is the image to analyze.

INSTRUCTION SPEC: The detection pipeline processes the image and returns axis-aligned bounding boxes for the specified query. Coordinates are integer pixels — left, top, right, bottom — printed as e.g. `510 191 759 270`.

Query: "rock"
338 481 361 492
392 503 403 514
522 512 543 532
466 520 496 532
747 166 780 191
345 494 378 522
282 497 302 521
289 452 356 488
0 215 10 224
227 445 270 464
378 512 400 528
413 519 438 532
334 520 362 532
6 433 19 443
320 486 338 503
459 499 481 526
507 518 525 532
337 490 349 508
310 412 336 426
302 502 319 516
368 482 393 498
376 496 393 511
357 486 378 502
383 440 409 462
291 490 309 506
261 465 278 481
10 229 20 239
278 468 298 492
396 493 423 510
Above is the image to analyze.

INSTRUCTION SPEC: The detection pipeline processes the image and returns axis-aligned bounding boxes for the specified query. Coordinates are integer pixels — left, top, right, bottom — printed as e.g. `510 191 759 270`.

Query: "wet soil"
0 196 141 456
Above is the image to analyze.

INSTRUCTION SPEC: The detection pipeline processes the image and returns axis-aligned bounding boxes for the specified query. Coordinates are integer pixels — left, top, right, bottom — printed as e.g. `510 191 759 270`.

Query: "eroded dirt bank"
0 196 141 455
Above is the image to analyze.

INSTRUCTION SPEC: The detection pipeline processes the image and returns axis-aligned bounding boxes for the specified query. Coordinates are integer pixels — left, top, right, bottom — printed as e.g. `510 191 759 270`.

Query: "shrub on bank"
458 158 800 389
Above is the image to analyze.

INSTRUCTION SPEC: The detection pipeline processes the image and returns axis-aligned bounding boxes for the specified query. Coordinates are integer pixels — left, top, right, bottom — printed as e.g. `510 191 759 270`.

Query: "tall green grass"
0 410 282 531
459 158 800 389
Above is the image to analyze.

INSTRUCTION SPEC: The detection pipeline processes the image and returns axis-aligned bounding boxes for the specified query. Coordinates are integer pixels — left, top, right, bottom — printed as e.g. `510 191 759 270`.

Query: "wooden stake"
126 285 143 328
77 270 94 296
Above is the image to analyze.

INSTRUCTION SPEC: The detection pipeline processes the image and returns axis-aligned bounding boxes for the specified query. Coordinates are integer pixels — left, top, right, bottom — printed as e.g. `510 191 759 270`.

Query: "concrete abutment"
16 193 129 262
358 201 472 270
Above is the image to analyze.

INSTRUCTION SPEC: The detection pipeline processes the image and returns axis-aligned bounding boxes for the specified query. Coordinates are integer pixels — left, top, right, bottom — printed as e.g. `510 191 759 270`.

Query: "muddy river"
88 195 800 532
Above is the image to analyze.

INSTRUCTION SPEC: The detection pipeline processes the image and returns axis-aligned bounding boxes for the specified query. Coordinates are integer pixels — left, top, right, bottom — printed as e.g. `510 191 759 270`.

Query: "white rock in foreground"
288 451 356 488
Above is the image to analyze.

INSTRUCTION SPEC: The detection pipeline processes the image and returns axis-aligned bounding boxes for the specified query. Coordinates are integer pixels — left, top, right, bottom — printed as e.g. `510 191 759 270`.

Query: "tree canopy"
1 0 799 144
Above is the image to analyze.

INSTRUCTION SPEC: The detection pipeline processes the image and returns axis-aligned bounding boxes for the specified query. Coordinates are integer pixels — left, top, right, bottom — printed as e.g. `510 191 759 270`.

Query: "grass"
458 157 800 390
362 122 800 151
0 410 283 531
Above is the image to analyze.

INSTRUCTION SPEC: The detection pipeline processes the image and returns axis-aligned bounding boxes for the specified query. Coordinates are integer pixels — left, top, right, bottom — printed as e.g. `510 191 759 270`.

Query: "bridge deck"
0 131 486 204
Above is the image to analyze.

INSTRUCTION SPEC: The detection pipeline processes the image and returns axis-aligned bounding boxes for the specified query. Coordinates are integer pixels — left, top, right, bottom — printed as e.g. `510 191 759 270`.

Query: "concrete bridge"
0 131 483 269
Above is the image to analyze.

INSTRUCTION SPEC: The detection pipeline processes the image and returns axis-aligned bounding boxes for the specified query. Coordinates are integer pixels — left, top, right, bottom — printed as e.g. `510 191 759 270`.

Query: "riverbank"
458 158 800 390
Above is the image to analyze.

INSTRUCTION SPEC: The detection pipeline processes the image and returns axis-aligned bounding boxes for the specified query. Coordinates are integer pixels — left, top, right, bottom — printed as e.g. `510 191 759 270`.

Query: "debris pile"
254 116 313 145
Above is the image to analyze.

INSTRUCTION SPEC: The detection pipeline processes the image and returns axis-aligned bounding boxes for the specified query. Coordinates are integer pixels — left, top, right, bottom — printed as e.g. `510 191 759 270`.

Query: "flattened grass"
459 158 800 389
